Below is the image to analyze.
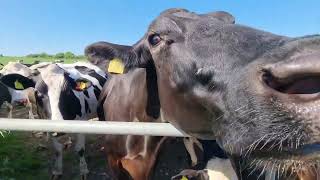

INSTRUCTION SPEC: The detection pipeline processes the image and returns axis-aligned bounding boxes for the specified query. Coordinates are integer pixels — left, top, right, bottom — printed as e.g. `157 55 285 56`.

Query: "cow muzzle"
252 52 320 179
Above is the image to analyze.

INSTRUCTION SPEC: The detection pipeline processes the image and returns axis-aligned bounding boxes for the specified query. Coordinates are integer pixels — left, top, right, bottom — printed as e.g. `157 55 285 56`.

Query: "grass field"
0 132 109 180
0 132 49 180
0 56 86 66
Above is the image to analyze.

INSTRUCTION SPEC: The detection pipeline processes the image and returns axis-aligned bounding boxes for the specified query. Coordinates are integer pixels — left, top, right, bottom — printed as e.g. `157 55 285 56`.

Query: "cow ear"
0 74 35 90
85 41 137 74
207 11 235 24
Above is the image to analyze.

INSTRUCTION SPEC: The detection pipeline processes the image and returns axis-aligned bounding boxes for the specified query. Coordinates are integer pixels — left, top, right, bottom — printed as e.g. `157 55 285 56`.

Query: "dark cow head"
86 9 320 177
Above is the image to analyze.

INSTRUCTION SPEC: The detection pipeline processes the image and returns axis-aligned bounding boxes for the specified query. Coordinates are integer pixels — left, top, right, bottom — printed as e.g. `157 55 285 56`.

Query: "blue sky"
0 0 319 56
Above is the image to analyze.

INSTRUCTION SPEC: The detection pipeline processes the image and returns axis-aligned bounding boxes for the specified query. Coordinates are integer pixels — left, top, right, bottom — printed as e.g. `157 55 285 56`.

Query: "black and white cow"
34 62 107 179
0 62 37 118
0 62 53 118
3 62 107 179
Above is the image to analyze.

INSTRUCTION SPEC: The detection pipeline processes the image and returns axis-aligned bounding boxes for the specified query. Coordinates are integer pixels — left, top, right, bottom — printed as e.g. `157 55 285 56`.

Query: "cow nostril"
262 70 320 94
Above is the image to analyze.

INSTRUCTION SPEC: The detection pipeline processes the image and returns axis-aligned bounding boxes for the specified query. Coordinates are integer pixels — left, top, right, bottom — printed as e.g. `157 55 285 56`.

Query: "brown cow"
96 67 204 180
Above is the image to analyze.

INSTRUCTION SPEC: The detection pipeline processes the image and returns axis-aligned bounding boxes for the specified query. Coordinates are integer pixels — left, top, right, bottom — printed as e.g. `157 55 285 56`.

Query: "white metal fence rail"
0 118 189 137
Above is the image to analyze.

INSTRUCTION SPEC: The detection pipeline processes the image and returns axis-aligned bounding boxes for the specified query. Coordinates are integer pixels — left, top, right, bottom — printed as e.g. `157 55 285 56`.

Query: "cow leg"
51 137 63 180
4 101 13 118
75 134 89 180
26 101 35 119
183 137 203 166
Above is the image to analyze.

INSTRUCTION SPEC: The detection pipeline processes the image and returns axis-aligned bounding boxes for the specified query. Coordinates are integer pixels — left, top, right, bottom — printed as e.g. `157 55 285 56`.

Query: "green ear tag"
107 58 124 74
14 80 24 90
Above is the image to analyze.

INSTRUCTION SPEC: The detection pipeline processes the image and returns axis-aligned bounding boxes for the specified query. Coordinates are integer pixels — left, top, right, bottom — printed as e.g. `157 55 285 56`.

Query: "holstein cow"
0 62 37 118
35 62 107 180
84 9 320 180
4 62 107 179
0 62 52 118
85 44 232 179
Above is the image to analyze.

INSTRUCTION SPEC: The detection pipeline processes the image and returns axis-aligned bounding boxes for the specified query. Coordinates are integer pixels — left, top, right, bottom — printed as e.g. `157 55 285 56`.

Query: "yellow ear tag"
80 82 86 90
14 80 24 90
181 176 188 180
107 58 124 74
76 81 87 91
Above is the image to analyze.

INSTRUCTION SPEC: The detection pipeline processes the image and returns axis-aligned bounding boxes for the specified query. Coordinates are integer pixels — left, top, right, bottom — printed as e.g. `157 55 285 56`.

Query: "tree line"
25 52 85 59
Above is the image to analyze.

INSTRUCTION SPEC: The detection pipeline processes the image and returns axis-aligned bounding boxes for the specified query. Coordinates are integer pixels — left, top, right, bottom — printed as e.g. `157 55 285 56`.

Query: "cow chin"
222 93 320 178
217 104 320 178
242 137 320 175
244 111 320 178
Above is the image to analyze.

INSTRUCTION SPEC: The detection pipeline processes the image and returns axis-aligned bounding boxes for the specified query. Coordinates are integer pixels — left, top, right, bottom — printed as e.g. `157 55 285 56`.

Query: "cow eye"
148 34 162 46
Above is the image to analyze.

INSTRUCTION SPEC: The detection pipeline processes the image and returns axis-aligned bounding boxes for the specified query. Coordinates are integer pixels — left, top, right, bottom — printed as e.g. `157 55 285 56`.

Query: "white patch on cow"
0 62 31 76
205 158 238 180
124 135 136 160
38 65 66 120
139 136 149 158
196 68 203 75
7 87 30 103
29 62 53 70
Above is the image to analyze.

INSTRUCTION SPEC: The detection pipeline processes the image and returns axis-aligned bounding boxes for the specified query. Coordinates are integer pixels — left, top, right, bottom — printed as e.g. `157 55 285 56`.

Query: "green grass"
0 56 86 66
0 132 49 180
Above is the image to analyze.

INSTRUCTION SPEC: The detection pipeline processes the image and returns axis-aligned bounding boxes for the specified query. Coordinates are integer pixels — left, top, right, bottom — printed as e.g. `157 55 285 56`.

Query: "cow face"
34 63 107 120
86 9 320 175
